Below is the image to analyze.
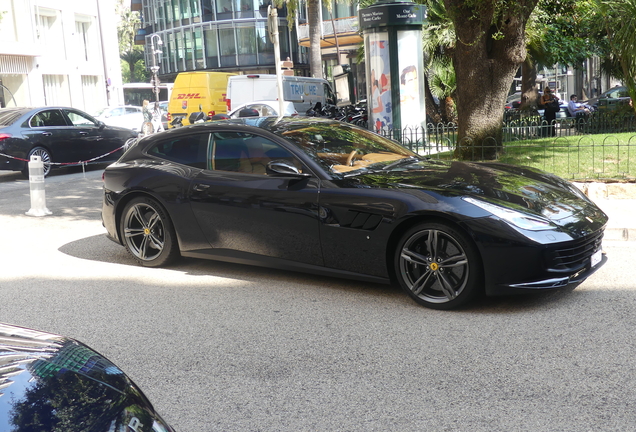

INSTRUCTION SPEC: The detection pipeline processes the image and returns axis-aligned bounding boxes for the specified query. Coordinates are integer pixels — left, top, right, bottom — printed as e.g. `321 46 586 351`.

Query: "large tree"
443 0 539 159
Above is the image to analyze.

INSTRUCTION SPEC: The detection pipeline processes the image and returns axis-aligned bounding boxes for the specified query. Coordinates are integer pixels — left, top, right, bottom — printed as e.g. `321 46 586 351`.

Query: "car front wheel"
395 222 482 309
120 197 179 267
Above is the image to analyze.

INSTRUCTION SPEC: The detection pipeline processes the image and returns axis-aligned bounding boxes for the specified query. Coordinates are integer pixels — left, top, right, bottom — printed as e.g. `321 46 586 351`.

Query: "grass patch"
426 133 636 181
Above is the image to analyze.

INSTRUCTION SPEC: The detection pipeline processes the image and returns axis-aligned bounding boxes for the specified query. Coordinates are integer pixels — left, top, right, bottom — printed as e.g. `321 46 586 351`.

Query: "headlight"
463 197 555 231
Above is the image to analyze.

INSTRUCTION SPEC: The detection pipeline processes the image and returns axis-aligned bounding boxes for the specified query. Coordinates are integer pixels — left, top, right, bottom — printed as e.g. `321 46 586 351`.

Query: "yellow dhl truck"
167 71 236 127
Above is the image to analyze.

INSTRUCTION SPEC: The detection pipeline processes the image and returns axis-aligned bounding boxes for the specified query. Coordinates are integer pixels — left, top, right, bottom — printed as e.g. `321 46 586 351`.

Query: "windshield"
92 108 108 117
275 120 418 175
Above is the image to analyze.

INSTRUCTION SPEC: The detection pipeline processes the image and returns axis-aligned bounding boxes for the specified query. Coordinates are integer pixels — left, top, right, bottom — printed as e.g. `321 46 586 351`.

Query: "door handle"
79 131 88 135
193 183 210 191
41 132 52 136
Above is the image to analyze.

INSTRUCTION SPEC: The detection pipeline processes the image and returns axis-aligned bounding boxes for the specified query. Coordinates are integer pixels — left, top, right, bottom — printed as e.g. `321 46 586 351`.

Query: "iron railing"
363 113 636 181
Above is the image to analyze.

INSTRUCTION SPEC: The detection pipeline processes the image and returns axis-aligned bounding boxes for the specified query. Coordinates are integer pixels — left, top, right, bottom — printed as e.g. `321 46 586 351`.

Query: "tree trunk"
307 0 323 79
424 77 442 124
520 57 539 112
129 61 136 81
442 96 456 123
444 0 539 160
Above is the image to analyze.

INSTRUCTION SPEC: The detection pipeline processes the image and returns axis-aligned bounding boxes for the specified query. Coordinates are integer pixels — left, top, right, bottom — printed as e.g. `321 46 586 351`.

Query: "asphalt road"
1 167 635 432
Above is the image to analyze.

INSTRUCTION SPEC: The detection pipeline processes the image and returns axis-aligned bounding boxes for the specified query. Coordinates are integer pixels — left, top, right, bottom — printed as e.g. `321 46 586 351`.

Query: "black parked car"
0 106 138 177
102 117 607 309
0 322 175 431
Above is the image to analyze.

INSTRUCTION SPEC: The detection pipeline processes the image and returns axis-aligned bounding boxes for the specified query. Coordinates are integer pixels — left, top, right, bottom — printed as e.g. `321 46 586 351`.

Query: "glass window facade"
141 0 305 77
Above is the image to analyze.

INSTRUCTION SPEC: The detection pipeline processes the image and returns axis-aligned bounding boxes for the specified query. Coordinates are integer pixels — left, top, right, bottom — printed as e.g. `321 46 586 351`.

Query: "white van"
226 74 337 115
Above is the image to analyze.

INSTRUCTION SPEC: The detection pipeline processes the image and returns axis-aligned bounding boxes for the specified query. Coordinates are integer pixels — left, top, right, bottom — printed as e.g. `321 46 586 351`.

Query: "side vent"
340 211 383 230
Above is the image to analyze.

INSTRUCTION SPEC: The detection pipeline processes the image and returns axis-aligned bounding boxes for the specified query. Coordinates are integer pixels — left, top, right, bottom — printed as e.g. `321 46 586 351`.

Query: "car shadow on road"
59 233 408 301
59 234 592 313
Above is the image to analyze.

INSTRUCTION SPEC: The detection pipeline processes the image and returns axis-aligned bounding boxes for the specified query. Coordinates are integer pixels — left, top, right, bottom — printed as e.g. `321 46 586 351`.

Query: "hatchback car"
102 117 607 309
0 106 137 177
0 322 175 431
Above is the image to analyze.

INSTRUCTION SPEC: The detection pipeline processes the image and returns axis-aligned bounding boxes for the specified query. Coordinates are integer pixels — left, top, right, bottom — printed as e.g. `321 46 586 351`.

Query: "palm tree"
422 0 456 123
276 0 323 78
120 50 146 82
117 1 140 53
117 0 146 83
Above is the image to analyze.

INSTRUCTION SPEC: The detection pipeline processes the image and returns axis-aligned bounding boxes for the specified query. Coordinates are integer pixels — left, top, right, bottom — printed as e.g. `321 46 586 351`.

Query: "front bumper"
491 250 607 295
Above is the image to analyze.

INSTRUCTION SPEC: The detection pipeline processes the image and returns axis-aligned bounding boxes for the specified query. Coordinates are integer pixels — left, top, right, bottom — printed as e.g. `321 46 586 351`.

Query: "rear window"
0 110 24 126
147 133 210 169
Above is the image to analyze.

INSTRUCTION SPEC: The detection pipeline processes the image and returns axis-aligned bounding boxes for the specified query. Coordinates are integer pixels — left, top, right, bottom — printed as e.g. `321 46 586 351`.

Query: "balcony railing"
297 16 359 40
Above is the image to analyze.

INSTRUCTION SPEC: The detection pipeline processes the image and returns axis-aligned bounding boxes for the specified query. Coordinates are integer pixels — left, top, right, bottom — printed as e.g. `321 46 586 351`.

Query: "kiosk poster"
365 31 392 132
397 30 424 129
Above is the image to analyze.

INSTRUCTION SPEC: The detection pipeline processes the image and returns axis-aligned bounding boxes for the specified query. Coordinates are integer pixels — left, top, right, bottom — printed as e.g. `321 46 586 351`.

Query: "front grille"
545 230 604 273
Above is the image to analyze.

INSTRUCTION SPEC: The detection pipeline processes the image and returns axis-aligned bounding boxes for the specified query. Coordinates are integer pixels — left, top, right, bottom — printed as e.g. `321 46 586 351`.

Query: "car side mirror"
97 121 105 130
266 160 310 177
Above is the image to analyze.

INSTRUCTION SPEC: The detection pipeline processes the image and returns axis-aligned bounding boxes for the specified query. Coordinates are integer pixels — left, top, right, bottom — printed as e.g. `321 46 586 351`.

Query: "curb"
573 182 636 242
603 228 636 242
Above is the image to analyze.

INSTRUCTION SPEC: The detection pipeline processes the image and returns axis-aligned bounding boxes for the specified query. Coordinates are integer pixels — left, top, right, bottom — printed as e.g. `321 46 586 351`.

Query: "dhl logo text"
177 93 202 99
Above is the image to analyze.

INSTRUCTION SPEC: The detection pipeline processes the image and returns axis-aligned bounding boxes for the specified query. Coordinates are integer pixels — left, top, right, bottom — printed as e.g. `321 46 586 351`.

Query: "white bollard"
25 155 52 217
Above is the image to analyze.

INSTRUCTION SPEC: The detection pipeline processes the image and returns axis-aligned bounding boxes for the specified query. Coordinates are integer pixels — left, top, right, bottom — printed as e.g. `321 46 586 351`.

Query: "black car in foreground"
0 106 138 177
0 322 175 431
102 117 607 309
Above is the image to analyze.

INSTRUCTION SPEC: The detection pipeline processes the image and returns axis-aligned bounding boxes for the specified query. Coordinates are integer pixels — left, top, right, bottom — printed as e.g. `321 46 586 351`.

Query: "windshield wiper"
382 156 421 171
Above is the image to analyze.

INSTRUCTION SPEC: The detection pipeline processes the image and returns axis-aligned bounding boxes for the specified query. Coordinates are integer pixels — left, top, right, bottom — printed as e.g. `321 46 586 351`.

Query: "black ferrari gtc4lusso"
102 117 607 309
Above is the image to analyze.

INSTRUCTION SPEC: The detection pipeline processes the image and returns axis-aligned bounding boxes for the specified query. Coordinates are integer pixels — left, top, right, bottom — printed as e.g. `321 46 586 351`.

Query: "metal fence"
367 112 636 181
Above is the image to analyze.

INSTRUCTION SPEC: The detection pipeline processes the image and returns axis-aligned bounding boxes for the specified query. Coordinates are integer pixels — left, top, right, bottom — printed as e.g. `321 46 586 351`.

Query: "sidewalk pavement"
574 182 636 241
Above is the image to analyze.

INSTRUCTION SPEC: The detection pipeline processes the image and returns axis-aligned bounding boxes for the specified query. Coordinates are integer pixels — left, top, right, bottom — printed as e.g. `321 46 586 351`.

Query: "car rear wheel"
21 147 51 177
395 222 482 309
120 197 179 267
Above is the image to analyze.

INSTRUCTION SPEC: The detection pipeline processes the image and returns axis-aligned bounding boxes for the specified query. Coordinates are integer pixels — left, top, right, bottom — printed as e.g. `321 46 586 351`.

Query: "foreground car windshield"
276 121 418 175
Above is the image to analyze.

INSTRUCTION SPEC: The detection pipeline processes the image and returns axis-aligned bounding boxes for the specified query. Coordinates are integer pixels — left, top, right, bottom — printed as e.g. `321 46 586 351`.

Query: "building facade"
0 0 123 111
134 0 367 101
134 0 309 83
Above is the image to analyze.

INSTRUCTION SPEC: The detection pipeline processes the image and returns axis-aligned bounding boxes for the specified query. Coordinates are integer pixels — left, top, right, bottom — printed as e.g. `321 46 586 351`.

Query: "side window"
211 132 300 175
256 104 275 116
64 109 97 127
126 107 141 115
147 133 210 169
30 110 67 127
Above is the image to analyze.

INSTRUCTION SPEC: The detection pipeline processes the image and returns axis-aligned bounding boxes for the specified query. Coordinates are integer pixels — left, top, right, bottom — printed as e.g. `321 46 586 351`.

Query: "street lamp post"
149 34 163 132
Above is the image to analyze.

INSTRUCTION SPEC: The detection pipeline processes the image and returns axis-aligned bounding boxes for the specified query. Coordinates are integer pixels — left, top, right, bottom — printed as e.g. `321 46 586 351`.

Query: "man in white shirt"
568 94 591 117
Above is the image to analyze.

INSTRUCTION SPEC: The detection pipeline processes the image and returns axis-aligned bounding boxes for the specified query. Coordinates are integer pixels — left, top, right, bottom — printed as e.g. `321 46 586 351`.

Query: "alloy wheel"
123 202 166 262
398 228 470 305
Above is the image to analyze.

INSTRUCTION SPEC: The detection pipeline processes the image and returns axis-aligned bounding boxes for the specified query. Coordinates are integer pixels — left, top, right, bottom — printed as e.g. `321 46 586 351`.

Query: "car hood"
349 159 607 226
0 323 172 432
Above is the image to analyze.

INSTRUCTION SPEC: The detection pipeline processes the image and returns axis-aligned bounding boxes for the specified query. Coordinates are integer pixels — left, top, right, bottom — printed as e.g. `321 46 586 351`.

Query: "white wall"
0 0 123 111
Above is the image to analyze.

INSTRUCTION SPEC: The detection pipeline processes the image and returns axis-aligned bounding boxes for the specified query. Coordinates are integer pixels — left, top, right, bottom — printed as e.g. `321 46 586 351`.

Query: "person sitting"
567 94 591 118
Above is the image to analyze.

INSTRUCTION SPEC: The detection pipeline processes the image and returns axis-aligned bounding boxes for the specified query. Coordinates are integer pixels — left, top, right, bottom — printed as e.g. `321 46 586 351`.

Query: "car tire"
21 146 52 178
120 197 180 267
394 222 482 310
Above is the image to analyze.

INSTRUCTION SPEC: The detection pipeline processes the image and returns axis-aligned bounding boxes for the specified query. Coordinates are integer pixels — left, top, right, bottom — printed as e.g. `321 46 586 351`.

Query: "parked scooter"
306 102 342 119
170 116 184 128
